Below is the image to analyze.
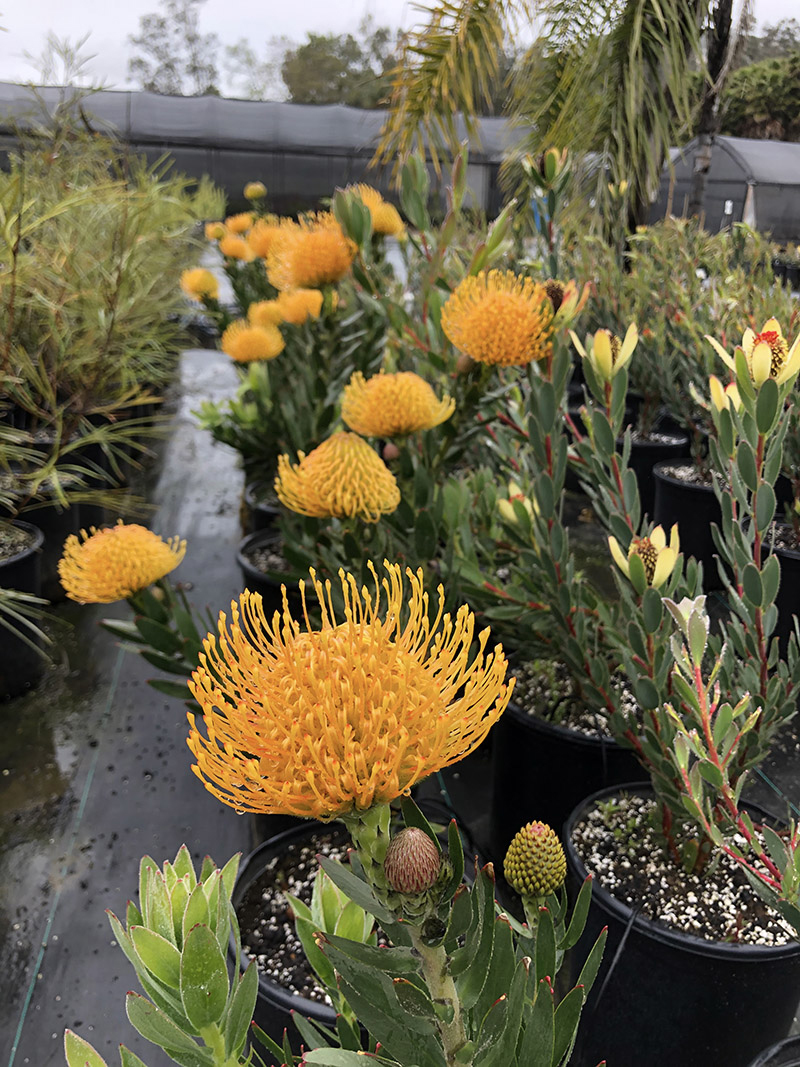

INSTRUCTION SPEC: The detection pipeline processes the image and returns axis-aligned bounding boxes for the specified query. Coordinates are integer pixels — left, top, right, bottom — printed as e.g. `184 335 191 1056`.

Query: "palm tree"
376 0 706 232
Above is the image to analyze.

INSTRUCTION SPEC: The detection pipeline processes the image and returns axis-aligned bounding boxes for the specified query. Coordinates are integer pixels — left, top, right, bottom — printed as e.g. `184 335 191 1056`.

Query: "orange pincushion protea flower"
219 233 255 261
341 371 455 437
267 213 355 290
204 221 226 241
247 216 282 259
275 432 400 522
441 270 555 367
276 288 324 324
180 268 219 302
348 184 405 237
224 212 253 234
186 561 514 818
248 300 284 328
221 320 285 362
59 521 186 604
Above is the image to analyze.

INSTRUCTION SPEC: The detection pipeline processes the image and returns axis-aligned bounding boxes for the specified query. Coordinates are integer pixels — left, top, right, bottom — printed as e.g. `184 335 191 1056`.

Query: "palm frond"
375 0 529 173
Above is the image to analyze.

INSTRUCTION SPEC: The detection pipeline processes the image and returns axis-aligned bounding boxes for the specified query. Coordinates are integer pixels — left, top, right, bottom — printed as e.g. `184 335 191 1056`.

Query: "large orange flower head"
341 371 455 438
224 212 253 234
219 233 255 261
187 561 514 819
348 184 406 237
247 216 282 259
221 320 285 363
267 213 355 290
248 300 284 328
276 432 400 522
276 288 324 324
441 270 556 367
59 521 186 604
180 268 219 302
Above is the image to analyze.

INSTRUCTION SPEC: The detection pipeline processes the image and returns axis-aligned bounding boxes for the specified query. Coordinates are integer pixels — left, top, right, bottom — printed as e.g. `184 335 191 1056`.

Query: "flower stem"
409 926 470 1067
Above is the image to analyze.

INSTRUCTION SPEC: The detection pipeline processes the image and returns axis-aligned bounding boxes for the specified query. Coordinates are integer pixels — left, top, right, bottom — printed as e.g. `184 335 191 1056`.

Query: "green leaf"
442 819 465 901
130 926 182 988
170 879 190 947
575 927 607 997
641 587 663 634
135 617 184 656
140 649 191 677
697 761 724 789
143 868 175 943
756 378 780 434
552 984 587 1064
119 1050 150 1067
562 876 593 951
392 977 436 1019
317 856 395 925
180 924 229 1030
712 704 734 748
634 676 660 711
302 1053 397 1065
148 678 192 700
742 564 763 608
321 931 419 974
737 441 758 492
761 554 781 607
592 411 615 456
126 993 209 1057
518 979 554 1067
534 905 556 985
400 796 441 851
755 483 777 532
224 962 259 1058
183 884 211 944
64 1031 108 1067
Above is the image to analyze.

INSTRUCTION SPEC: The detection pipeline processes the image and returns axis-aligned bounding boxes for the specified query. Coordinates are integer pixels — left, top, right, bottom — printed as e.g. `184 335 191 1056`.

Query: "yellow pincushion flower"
275 432 400 522
218 233 255 261
59 521 186 604
221 320 285 363
248 300 284 328
341 371 454 438
706 318 800 387
204 221 226 241
186 561 514 818
244 181 267 200
180 268 219 302
348 184 405 237
267 213 355 290
276 288 324 325
247 217 282 259
224 212 253 234
609 525 680 589
441 270 555 367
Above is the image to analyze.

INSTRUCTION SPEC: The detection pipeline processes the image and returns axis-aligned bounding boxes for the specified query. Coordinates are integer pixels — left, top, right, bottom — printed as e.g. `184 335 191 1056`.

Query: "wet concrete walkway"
2 350 252 1065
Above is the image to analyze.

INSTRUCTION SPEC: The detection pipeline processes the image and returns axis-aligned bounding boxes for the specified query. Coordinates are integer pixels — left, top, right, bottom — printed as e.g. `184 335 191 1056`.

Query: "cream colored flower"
706 319 800 387
570 324 638 382
608 525 679 589
708 375 743 413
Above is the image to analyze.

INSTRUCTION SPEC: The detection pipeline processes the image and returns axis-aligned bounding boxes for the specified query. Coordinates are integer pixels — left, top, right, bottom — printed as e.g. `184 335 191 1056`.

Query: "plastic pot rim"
0 519 45 568
564 780 800 962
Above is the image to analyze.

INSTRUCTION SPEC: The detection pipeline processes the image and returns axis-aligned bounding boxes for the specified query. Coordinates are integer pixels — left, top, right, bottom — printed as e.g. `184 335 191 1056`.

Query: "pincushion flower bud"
504 821 566 897
570 324 638 382
244 181 267 200
382 442 400 462
384 828 442 894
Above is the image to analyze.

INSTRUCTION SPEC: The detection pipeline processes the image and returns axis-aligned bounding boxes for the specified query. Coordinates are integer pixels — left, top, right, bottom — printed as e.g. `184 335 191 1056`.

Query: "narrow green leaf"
641 587 663 634
742 564 763 608
317 856 394 925
761 554 781 607
552 984 587 1065
64 1031 108 1067
130 927 182 989
519 979 554 1067
400 796 441 851
756 378 780 434
737 441 758 493
125 992 205 1054
393 977 436 1019
534 905 556 986
561 876 593 951
575 928 607 997
698 761 724 789
135 617 184 655
756 483 777 532
180 924 229 1030
224 962 259 1058
119 1050 150 1067
183 884 210 944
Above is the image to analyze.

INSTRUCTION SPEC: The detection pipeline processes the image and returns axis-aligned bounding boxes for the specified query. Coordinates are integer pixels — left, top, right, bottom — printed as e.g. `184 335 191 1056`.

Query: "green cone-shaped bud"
384 828 442 894
504 821 566 897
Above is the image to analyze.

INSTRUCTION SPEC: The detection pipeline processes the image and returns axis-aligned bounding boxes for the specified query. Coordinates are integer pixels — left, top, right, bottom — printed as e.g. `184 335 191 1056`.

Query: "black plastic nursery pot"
489 700 641 863
749 1035 800 1067
653 460 725 590
0 521 46 700
622 430 690 518
236 528 298 619
230 822 346 1064
243 481 281 534
564 783 800 1067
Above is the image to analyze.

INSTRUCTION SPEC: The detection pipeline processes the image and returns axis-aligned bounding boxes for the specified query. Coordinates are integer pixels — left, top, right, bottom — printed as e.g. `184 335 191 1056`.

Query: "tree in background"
738 17 800 66
720 49 800 140
279 17 397 108
128 0 218 95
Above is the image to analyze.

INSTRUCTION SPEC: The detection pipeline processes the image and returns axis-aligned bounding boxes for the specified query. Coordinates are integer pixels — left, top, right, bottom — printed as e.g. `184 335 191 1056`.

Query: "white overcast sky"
1 0 797 96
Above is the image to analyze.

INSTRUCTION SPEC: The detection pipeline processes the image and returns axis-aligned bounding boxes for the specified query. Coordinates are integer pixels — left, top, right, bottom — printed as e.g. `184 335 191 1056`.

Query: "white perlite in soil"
572 793 793 946
511 659 638 738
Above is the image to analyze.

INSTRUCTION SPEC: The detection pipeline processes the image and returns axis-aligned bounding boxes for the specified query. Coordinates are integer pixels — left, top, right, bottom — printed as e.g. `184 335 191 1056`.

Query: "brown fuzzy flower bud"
384 828 441 894
456 352 475 375
382 442 400 462
504 821 566 897
544 280 565 314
